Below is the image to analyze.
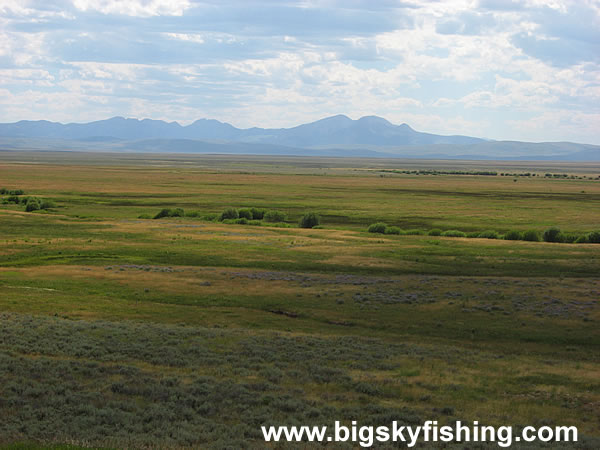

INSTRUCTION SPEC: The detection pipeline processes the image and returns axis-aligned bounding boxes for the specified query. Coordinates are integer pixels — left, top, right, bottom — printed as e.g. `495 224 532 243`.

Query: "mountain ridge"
0 115 485 146
0 115 599 161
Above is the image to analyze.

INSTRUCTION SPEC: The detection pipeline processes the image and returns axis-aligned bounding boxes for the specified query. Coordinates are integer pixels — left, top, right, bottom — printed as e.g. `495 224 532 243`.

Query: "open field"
0 153 599 448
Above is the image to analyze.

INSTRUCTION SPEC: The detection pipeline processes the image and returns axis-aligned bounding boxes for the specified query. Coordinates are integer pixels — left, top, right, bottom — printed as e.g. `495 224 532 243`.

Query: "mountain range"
1 115 599 161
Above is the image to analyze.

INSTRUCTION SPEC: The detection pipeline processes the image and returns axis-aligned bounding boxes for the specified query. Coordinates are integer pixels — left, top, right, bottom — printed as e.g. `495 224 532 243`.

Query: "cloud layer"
1 0 599 143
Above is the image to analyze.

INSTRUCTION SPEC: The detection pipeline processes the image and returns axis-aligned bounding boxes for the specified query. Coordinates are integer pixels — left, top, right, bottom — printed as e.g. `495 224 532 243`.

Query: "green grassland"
0 153 599 448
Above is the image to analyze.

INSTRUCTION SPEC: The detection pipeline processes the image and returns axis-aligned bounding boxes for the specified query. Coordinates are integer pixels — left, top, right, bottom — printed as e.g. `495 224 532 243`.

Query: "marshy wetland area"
0 151 599 448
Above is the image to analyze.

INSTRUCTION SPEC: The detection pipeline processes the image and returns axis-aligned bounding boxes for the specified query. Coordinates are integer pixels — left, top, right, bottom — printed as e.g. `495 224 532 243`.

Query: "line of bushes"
1 190 55 212
0 188 25 195
148 207 321 229
367 223 600 244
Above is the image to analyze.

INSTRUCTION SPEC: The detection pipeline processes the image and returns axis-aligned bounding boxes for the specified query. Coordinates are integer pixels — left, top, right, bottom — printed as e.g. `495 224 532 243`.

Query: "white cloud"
0 0 597 143
506 110 600 143
163 33 205 44
71 0 191 17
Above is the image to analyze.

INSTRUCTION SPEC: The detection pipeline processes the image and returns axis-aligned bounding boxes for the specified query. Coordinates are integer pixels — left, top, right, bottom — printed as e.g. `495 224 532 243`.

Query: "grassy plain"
0 152 599 448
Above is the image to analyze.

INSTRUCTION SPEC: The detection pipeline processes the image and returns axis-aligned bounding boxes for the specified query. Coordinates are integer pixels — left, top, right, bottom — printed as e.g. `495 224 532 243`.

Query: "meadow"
0 152 599 448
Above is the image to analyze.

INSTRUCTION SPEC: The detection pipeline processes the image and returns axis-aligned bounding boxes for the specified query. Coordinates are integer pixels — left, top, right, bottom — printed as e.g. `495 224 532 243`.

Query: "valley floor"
0 153 598 448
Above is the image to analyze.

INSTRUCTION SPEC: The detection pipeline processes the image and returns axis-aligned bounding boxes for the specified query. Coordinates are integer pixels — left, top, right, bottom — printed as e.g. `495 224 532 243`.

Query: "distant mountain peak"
0 114 485 149
358 115 392 124
315 114 352 123
0 114 598 160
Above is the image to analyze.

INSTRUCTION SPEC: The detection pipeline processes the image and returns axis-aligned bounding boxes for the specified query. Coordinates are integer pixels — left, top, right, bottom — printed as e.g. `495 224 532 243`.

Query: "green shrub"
234 218 248 225
247 220 262 226
270 222 291 228
368 223 387 234
220 208 239 221
153 208 172 219
3 188 24 196
466 231 480 238
185 210 201 217
170 208 185 217
428 229 442 236
522 230 541 242
504 230 522 240
203 213 219 221
575 234 589 244
39 199 55 209
563 233 578 243
238 208 253 220
299 212 320 229
264 210 286 222
25 198 40 212
138 213 152 219
7 194 20 204
250 208 265 220
543 226 563 243
588 231 600 244
478 230 499 239
385 226 402 235
441 230 466 238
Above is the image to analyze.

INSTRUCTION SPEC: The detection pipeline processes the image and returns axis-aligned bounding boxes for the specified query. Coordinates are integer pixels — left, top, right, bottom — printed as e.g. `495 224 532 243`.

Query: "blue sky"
1 0 599 144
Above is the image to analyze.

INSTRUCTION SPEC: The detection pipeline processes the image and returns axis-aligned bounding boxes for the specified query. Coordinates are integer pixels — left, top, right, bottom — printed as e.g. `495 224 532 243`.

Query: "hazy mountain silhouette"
0 115 485 146
0 115 598 160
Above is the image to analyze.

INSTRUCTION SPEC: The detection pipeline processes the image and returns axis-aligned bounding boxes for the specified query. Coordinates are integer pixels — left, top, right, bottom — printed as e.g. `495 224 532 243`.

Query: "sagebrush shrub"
504 230 522 240
170 208 185 217
543 226 563 243
522 230 541 242
250 208 265 220
154 208 172 219
264 210 286 222
238 209 253 220
25 198 40 212
478 230 499 239
385 226 402 235
39 199 55 209
368 223 387 234
299 212 320 228
220 208 239 221
588 231 600 244
441 230 466 237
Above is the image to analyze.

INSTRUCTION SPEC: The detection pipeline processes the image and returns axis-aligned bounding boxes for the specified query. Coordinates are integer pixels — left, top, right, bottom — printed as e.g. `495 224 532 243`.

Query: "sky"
0 0 599 144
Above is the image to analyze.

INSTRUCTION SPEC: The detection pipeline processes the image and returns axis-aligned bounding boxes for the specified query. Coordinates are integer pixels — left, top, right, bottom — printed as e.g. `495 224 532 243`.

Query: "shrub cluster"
366 223 600 245
504 230 522 240
6 194 56 212
153 208 185 219
263 210 287 222
0 188 25 195
441 230 467 238
367 222 388 234
217 207 286 223
299 212 320 229
368 224 429 235
150 206 296 227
